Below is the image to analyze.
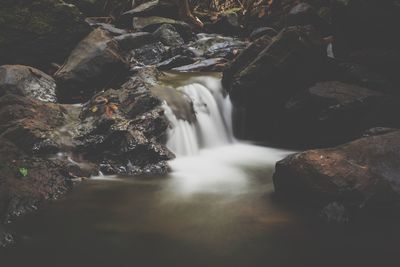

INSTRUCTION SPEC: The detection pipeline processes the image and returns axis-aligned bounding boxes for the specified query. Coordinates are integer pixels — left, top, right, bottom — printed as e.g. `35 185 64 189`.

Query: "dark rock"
273 130 400 217
123 0 176 18
284 2 332 37
114 32 155 50
55 29 129 103
85 19 129 36
65 0 132 18
206 11 243 36
348 49 400 89
283 81 389 146
324 58 396 94
362 127 398 138
331 0 400 57
172 58 228 72
222 34 273 89
130 42 168 67
156 55 195 71
153 24 185 47
0 0 91 69
225 26 326 108
250 27 278 40
188 33 248 60
132 16 193 41
76 67 174 176
0 94 67 153
0 65 57 102
0 94 94 224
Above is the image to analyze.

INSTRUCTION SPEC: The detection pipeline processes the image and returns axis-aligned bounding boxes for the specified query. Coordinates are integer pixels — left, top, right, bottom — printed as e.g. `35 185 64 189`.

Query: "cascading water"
160 73 291 196
163 75 234 157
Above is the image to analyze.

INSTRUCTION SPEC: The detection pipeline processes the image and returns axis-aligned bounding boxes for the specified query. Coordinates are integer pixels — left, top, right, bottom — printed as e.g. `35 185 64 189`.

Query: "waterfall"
162 75 234 157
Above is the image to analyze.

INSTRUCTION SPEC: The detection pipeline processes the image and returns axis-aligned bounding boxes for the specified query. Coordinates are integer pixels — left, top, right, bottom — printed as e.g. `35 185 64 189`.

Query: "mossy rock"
0 0 90 69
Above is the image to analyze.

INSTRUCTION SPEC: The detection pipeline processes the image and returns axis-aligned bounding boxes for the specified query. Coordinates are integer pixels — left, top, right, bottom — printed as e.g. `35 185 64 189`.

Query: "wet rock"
114 32 155 50
273 130 400 217
130 42 167 67
0 94 66 153
0 0 90 69
76 67 173 176
153 24 185 47
132 16 193 41
222 34 273 89
156 55 195 71
0 65 57 102
0 136 92 224
172 58 228 72
123 0 176 18
0 93 94 224
188 33 247 59
85 19 129 36
55 29 129 103
250 27 278 40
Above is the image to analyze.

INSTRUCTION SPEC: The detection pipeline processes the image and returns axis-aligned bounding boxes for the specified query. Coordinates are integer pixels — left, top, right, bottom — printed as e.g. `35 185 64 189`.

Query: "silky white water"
161 74 291 194
163 75 234 157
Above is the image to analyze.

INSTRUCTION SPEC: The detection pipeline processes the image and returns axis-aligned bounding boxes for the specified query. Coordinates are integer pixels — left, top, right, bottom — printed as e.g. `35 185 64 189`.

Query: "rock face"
0 65 57 103
273 131 400 217
0 0 90 69
55 29 129 103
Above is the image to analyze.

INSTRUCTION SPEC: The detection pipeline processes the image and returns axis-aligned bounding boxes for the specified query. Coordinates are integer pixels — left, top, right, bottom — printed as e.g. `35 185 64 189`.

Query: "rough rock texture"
153 24 185 47
76 67 174 175
65 0 132 17
132 16 193 40
273 131 400 217
0 0 91 69
114 32 155 51
55 29 129 103
0 94 94 227
0 65 57 103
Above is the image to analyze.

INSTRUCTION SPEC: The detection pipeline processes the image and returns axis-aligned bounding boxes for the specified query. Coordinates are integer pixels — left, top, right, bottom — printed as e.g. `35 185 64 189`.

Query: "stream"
2 74 400 267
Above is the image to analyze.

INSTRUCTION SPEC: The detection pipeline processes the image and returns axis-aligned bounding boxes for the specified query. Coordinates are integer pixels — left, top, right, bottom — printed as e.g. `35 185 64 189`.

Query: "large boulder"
273 130 400 218
55 28 129 103
223 26 327 144
225 26 326 108
0 0 90 69
0 65 57 102
0 94 94 226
